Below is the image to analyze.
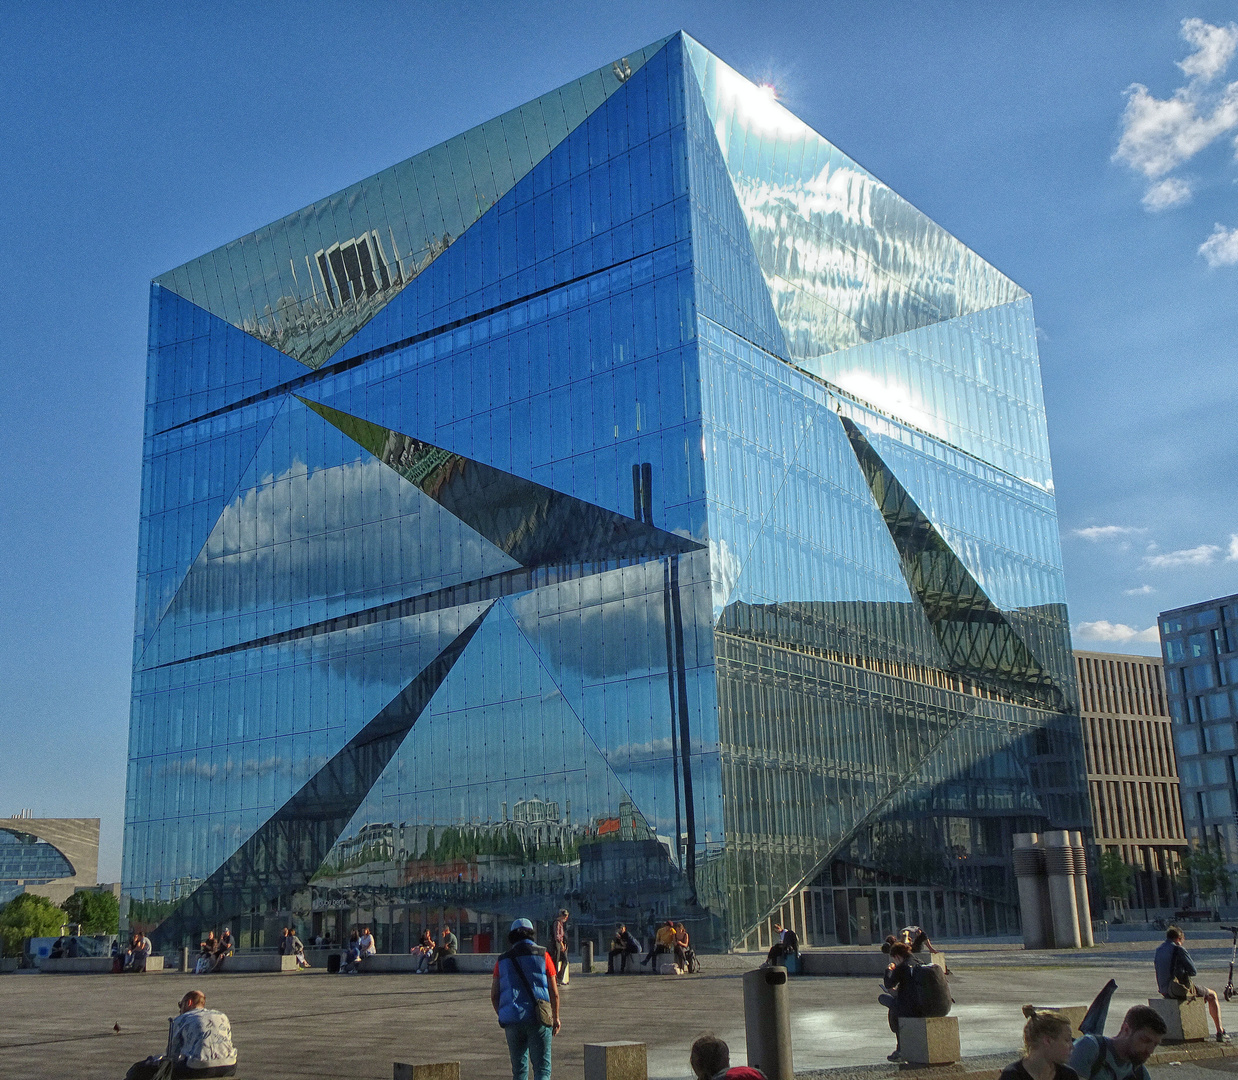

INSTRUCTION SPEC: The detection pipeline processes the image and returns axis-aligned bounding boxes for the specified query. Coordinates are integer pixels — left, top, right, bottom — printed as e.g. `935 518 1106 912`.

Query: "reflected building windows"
125 32 1087 952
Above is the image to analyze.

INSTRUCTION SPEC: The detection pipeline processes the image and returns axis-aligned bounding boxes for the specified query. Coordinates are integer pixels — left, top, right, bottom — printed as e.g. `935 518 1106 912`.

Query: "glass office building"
124 32 1088 951
1159 594 1238 868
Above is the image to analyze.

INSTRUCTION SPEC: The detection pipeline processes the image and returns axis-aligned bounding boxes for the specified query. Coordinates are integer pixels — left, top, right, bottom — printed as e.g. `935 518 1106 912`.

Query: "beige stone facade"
1075 650 1186 914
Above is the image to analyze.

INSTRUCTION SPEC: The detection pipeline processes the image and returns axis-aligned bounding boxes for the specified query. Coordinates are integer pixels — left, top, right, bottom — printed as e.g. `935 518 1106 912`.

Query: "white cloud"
1229 534 1238 561
1114 20 1238 215
1142 176 1193 210
1178 17 1238 82
1124 584 1156 595
1143 543 1222 569
1199 223 1238 266
1114 80 1238 179
1073 525 1147 541
1075 620 1161 644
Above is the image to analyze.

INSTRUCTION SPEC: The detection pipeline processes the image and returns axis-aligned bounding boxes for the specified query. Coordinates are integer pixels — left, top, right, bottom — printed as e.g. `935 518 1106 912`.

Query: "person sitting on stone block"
607 924 640 974
1155 926 1229 1042
689 1033 765 1080
1000 1007 1078 1080
1068 1004 1166 1080
124 989 237 1079
879 942 951 1062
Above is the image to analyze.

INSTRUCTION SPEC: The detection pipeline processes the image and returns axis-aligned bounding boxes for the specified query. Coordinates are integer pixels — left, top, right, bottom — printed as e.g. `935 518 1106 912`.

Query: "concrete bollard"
743 967 793 1080
394 1064 460 1080
180 946 190 972
1070 830 1094 947
582 940 594 974
584 1042 647 1080
1044 830 1082 949
1013 832 1049 949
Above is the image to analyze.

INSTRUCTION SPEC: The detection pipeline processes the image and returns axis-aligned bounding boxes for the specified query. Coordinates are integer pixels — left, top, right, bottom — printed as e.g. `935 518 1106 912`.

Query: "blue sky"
2 2 1236 879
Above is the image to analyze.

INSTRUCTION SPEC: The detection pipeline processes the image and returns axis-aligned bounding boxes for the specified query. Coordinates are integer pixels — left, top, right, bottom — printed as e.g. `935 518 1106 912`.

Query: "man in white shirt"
125 990 237 1079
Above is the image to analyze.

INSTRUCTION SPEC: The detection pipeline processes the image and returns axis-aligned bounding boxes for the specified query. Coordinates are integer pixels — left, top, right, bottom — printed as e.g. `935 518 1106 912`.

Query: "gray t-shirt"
1067 1036 1151 1080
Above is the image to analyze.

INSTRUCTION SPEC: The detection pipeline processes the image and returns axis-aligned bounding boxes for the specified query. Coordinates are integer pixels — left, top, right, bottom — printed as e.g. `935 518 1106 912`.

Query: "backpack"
909 963 951 1016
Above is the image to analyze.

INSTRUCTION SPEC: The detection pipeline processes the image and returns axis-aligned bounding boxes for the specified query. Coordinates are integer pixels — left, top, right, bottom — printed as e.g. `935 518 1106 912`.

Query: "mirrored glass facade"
125 32 1087 951
1159 594 1238 871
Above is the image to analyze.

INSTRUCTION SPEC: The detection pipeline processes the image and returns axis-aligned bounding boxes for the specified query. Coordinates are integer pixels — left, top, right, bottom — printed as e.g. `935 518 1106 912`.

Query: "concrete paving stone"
4 941 1238 1080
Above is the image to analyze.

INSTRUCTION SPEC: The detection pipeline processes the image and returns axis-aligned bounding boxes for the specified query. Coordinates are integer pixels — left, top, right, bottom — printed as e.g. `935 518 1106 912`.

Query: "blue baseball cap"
510 918 534 932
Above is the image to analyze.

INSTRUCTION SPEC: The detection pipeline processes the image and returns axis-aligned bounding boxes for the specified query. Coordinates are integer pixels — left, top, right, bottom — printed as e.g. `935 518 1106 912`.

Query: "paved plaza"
5 940 1238 1080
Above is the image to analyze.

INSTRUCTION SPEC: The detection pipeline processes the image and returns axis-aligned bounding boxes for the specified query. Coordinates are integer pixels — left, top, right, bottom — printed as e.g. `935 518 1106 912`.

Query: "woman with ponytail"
999 1007 1078 1080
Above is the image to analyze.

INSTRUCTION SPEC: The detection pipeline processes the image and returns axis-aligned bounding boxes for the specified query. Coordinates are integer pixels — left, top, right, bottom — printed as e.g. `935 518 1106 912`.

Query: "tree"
0 893 66 957
1099 849 1134 904
61 890 120 935
1179 845 1232 907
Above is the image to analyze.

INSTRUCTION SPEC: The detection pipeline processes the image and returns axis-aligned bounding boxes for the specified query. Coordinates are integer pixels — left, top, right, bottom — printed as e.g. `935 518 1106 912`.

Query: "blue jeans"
505 1020 552 1080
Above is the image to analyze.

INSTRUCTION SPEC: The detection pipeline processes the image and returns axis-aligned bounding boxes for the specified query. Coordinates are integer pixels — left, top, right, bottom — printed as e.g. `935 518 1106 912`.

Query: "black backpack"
909 963 951 1016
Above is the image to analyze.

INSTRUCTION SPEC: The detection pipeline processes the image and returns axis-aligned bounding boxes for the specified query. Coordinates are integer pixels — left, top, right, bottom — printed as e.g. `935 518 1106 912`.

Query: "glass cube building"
124 32 1089 951
1159 593 1238 866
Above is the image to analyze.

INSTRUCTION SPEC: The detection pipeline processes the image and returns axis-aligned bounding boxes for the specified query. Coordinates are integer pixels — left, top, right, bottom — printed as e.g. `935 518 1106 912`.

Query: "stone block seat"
1029 1005 1087 1037
898 1016 960 1066
1147 997 1208 1043
584 1042 648 1080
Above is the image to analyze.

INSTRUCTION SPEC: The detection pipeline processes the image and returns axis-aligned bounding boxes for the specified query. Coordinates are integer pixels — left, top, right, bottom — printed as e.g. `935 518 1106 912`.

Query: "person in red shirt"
690 1034 765 1080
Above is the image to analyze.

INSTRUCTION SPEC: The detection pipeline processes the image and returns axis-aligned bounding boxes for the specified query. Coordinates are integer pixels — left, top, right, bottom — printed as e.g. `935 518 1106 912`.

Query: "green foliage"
1179 845 1232 905
61 890 119 935
1099 849 1134 902
0 893 66 956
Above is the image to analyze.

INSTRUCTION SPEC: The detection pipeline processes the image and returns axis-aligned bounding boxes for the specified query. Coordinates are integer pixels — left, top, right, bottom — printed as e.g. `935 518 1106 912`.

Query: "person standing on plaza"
552 910 569 986
1154 926 1229 1042
1068 1005 1167 1080
492 918 560 1080
999 1008 1078 1080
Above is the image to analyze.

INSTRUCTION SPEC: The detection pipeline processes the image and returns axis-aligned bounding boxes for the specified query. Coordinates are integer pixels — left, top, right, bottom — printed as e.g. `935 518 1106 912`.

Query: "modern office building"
1159 594 1238 871
1 814 100 905
124 32 1089 951
1074 650 1186 916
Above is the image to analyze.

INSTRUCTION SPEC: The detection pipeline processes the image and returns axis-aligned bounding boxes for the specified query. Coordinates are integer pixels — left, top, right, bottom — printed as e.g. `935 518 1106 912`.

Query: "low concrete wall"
0 957 19 974
42 955 165 974
796 950 946 977
356 952 498 974
212 953 299 973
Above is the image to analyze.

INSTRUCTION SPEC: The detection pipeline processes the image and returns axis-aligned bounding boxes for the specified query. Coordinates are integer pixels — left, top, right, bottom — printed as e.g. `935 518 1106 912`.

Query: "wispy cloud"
1113 18 1238 256
1074 525 1147 541
1075 620 1161 644
1124 584 1156 595
1143 543 1222 568
1200 223 1238 266
1230 534 1238 561
1178 17 1238 81
1142 176 1193 210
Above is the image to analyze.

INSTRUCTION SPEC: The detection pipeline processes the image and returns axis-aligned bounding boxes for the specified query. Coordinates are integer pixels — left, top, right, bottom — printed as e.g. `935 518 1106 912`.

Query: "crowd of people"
115 917 1238 1080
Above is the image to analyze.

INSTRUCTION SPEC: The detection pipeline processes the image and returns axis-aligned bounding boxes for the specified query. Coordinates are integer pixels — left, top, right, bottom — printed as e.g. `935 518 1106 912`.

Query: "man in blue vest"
491 918 561 1080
